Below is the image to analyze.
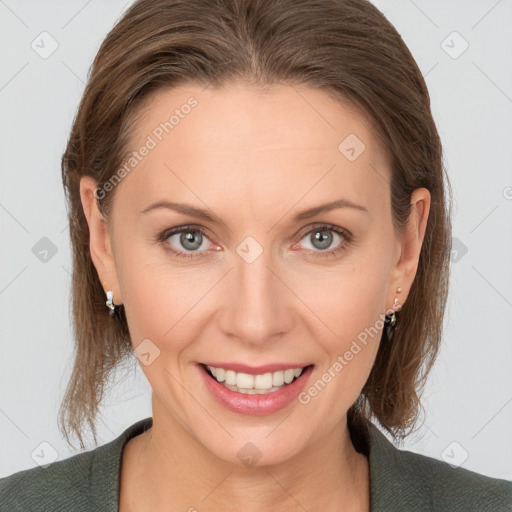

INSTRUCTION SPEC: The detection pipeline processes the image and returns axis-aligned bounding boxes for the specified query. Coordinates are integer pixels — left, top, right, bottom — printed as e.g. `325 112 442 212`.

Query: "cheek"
114 243 171 342
291 260 388 384
115 243 216 348
297 270 386 408
290 258 388 341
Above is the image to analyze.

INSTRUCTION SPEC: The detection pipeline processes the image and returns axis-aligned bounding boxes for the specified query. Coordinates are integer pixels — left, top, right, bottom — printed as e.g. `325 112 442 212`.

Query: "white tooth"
215 367 225 382
284 369 295 384
225 370 237 386
244 387 269 395
254 372 273 390
272 370 285 386
223 382 285 394
211 366 302 390
236 372 254 389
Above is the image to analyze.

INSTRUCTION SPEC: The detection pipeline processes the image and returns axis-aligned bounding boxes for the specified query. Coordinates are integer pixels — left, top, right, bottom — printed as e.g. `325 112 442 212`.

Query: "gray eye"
310 229 333 250
167 229 208 252
301 228 341 251
180 230 203 250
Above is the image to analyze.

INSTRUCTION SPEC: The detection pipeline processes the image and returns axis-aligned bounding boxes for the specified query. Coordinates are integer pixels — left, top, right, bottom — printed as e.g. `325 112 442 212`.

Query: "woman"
1 0 510 510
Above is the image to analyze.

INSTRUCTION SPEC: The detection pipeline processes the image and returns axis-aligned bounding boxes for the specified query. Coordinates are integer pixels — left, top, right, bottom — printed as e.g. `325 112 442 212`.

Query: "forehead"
132 81 377 153
118 82 390 217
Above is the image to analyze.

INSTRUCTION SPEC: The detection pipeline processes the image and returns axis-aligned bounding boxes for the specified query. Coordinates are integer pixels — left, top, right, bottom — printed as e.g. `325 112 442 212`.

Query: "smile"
204 364 305 394
199 363 315 415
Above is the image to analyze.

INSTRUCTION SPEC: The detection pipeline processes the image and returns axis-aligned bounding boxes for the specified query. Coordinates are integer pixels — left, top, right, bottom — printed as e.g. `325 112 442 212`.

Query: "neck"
120 403 370 512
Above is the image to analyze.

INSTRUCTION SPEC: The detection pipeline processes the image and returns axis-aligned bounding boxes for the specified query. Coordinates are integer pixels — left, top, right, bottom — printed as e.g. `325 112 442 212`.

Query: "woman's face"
83 82 429 466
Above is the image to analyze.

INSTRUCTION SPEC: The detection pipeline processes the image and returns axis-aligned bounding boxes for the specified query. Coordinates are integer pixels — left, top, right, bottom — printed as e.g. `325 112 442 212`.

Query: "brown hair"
60 0 452 450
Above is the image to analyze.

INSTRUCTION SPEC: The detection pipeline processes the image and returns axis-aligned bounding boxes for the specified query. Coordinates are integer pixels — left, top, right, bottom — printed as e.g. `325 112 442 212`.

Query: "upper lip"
201 362 312 374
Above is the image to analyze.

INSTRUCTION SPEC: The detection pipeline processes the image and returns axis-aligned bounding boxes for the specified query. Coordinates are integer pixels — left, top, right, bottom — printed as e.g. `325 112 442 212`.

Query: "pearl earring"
384 287 402 340
105 290 116 316
105 289 117 316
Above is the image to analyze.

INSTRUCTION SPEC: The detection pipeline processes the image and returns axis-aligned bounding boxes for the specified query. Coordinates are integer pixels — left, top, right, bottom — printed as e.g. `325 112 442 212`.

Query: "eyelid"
294 222 352 242
291 222 352 255
158 224 212 243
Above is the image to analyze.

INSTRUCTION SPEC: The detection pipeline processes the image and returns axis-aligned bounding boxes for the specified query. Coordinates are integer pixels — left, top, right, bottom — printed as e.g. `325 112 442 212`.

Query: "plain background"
1 0 511 481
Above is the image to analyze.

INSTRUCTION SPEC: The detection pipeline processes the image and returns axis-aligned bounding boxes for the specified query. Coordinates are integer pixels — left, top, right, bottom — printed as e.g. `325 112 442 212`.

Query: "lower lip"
199 364 314 415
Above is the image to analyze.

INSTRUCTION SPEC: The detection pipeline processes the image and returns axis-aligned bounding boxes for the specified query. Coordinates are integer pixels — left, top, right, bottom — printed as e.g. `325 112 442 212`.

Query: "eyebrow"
141 198 368 224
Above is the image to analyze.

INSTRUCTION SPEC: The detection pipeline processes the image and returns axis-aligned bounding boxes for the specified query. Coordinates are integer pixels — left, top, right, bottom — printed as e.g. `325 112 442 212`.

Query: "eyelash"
157 223 353 261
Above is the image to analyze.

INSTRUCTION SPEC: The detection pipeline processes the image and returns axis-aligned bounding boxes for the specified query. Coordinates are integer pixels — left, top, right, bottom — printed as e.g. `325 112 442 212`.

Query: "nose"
217 244 293 347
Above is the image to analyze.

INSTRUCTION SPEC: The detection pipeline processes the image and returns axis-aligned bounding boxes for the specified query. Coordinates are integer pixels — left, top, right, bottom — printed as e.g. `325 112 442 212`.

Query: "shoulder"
0 449 95 511
0 417 153 512
365 422 512 511
395 443 512 510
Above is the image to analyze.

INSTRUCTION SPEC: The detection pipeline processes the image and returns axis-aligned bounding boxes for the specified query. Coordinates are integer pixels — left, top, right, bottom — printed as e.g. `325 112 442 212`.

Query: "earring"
105 289 117 316
384 287 402 340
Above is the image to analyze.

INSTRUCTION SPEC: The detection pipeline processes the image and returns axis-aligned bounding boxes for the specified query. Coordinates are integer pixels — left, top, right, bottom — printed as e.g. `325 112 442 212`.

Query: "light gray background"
1 0 511 481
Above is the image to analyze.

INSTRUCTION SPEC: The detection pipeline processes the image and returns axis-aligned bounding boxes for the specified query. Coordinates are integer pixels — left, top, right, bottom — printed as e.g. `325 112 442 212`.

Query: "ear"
387 187 431 311
79 176 123 305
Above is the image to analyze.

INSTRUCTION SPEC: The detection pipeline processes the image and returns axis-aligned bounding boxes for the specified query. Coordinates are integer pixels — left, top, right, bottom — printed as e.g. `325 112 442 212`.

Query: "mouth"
200 363 313 394
198 362 315 415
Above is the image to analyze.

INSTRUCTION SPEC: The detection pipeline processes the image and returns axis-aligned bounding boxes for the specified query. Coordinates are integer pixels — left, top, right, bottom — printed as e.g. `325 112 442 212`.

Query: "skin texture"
80 82 430 511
